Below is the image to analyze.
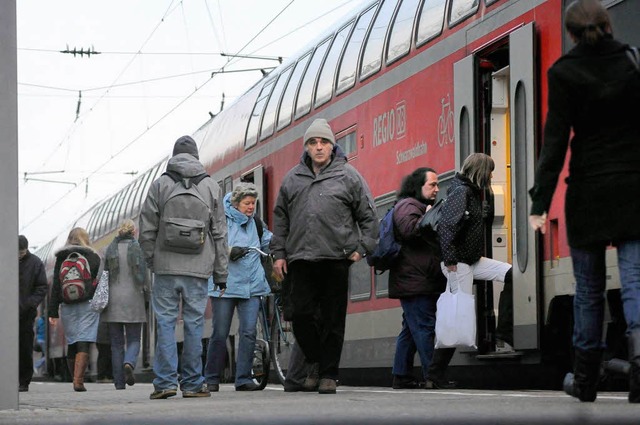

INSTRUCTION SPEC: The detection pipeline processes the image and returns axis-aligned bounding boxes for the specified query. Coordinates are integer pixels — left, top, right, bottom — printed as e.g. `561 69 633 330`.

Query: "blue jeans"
205 296 260 387
152 275 208 392
571 240 640 351
392 294 438 380
109 322 142 388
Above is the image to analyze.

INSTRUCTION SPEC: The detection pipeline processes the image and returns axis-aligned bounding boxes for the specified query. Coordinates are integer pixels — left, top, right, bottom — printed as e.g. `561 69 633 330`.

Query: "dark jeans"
19 312 36 387
392 295 438 380
284 342 310 386
495 270 513 345
96 342 113 379
289 259 350 380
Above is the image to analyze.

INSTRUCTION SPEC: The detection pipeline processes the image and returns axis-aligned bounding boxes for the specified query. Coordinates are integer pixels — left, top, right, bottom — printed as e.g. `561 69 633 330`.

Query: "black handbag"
418 198 445 233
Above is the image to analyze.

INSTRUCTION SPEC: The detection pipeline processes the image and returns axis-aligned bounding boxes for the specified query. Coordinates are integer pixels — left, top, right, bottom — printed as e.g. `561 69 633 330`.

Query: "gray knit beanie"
303 119 335 146
172 135 199 159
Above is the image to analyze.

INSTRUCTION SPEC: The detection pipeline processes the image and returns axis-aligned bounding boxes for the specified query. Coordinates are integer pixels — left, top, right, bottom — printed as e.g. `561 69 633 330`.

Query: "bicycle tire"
270 301 296 385
252 315 270 390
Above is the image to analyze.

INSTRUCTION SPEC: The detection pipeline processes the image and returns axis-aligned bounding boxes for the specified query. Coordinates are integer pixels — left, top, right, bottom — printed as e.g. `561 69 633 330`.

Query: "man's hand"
273 259 287 282
348 251 362 262
529 213 547 234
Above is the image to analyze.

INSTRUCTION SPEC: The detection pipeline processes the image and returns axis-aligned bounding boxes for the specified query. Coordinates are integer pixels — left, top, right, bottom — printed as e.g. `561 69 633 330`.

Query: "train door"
453 23 540 355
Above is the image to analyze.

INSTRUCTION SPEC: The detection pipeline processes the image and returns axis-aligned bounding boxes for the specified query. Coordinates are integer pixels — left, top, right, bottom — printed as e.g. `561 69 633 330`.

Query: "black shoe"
318 378 337 394
392 375 419 389
18 385 29 392
236 382 262 391
124 363 135 386
283 381 313 392
424 379 457 389
207 383 219 392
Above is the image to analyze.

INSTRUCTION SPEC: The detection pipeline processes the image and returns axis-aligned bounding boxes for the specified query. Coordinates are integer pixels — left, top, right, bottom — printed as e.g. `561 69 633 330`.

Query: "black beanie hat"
172 136 199 159
19 235 28 250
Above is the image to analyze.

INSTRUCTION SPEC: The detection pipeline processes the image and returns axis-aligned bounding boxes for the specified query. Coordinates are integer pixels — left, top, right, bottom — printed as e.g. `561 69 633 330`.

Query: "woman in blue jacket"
204 183 272 391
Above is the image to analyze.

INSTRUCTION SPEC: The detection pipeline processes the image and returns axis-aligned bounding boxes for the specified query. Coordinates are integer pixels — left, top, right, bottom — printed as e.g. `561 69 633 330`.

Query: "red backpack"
60 252 94 303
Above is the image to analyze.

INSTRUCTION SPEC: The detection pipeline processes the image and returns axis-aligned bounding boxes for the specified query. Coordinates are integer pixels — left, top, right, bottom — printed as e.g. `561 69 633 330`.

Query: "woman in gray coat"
102 219 148 390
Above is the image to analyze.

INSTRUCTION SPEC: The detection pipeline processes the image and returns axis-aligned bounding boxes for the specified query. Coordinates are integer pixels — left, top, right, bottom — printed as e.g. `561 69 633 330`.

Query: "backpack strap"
255 217 264 242
162 170 210 188
626 46 640 71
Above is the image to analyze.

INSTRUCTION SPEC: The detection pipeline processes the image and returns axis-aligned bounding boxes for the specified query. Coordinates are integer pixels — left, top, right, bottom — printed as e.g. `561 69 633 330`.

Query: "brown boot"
73 352 89 392
66 357 75 382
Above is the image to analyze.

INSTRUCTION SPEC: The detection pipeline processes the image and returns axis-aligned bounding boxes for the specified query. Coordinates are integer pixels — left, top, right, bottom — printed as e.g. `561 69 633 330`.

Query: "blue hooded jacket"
208 192 272 298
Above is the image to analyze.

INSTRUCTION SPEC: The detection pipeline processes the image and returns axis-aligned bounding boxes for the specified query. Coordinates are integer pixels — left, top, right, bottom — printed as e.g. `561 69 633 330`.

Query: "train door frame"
453 22 541 355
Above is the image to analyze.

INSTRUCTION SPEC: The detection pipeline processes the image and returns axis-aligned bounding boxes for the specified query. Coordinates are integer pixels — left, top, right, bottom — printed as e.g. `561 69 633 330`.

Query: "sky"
17 0 365 249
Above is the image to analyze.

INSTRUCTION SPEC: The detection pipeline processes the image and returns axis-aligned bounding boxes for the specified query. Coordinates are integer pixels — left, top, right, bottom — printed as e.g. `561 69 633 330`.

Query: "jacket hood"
166 153 207 178
54 244 99 257
224 192 253 225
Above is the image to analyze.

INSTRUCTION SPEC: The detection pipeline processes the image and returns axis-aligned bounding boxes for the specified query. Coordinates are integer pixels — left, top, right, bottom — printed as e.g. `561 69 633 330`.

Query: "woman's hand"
49 317 58 326
446 264 457 272
529 213 547 234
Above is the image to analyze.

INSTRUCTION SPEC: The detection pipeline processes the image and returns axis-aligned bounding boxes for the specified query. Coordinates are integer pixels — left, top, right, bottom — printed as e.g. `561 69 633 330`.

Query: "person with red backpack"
48 227 102 392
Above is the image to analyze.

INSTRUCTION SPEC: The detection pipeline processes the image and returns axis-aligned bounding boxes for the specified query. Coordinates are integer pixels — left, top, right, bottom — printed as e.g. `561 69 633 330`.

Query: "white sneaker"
495 339 515 353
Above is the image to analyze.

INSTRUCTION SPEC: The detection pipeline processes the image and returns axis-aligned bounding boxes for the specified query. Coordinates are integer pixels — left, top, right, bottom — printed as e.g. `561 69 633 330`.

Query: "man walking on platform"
140 136 228 400
271 118 378 394
18 235 48 392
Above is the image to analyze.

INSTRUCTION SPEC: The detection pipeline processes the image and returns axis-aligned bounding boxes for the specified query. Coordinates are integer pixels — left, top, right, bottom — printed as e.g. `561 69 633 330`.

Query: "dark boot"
563 349 602 402
629 331 640 403
66 357 75 382
73 352 89 392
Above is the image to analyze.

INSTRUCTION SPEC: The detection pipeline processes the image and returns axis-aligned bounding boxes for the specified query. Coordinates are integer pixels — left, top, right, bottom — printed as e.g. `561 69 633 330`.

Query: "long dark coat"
388 197 446 299
529 36 640 248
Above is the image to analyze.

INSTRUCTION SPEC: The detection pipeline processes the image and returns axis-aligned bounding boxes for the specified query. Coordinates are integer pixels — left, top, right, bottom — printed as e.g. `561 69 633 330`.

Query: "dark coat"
19 251 48 319
529 36 640 248
438 174 485 266
388 197 446 299
48 245 102 318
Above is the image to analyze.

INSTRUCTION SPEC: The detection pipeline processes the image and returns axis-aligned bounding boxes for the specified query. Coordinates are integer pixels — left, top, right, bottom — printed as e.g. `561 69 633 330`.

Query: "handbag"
261 254 282 293
434 282 477 349
90 270 109 312
418 198 445 233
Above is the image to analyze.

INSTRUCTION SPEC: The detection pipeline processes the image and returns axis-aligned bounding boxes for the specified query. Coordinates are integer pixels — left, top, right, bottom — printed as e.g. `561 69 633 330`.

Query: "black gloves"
216 281 227 291
230 246 250 261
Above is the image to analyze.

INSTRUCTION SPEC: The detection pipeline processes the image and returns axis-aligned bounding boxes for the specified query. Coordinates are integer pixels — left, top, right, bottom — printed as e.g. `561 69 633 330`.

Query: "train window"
485 0 500 5
360 0 398 81
260 66 293 141
415 0 446 47
386 0 421 65
119 181 137 226
109 188 129 233
336 129 357 157
125 176 145 221
87 203 106 240
277 52 312 131
449 0 479 27
245 79 276 149
132 162 163 218
223 176 233 195
295 38 332 120
97 195 118 237
315 21 354 109
336 4 377 95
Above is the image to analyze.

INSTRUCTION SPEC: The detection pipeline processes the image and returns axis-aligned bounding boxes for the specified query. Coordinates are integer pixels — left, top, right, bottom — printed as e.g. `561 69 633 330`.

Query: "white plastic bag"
90 270 109 312
434 283 477 349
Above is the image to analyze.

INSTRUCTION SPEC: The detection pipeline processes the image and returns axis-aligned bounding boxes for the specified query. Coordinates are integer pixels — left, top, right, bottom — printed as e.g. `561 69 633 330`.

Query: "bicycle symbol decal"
437 93 455 147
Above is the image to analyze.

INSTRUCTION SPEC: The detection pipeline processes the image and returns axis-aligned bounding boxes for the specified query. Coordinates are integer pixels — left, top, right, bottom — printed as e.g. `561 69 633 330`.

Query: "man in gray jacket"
139 136 228 400
271 118 378 394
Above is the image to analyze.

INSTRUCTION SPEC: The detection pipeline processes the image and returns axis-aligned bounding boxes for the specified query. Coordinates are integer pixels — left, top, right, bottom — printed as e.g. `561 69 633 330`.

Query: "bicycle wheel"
251 316 270 390
270 302 296 385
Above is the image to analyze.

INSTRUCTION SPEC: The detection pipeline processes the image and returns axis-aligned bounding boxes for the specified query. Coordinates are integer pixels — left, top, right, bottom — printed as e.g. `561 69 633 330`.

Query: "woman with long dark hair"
529 0 640 403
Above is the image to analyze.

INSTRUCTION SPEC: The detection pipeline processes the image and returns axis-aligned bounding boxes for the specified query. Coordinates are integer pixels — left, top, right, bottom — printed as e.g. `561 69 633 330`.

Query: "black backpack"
366 207 401 274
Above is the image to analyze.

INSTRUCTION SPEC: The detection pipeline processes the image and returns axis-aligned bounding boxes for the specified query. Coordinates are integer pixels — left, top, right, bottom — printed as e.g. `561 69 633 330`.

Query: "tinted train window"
98 195 118 237
295 38 331 120
315 21 354 109
336 4 377 95
336 129 357 157
416 0 446 46
449 0 479 26
245 79 276 149
118 182 137 225
260 66 293 141
88 203 106 240
386 0 421 64
373 193 396 298
109 188 129 233
277 52 312 131
360 0 398 80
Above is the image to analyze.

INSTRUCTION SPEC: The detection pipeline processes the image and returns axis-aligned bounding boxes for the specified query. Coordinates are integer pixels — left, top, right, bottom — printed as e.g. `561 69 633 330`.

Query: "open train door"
509 23 539 350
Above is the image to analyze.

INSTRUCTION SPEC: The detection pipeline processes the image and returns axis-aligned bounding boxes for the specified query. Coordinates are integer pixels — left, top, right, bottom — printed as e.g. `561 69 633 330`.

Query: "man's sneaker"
424 378 457 389
495 339 515 353
318 378 337 394
149 388 178 400
236 381 262 391
182 383 211 398
392 375 419 389
18 385 28 392
208 383 219 392
124 363 135 386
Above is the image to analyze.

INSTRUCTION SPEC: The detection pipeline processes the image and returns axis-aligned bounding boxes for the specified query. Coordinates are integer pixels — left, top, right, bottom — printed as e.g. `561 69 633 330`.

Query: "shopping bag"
90 270 109 312
434 283 477 349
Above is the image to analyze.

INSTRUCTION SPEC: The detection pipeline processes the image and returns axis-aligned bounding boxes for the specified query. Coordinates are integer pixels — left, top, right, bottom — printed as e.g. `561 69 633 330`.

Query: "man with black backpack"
139 136 228 400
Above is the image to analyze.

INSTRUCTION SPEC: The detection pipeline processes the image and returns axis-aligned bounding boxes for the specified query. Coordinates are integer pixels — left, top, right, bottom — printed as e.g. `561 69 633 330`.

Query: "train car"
35 0 640 388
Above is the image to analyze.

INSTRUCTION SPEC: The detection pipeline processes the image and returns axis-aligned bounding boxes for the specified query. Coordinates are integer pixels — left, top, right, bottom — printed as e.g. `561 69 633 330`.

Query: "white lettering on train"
396 140 427 164
373 101 406 147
